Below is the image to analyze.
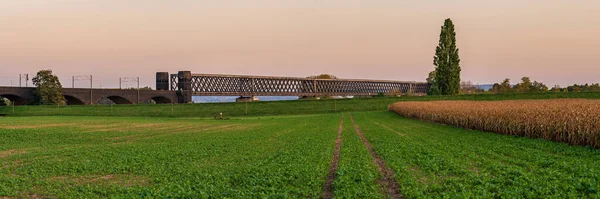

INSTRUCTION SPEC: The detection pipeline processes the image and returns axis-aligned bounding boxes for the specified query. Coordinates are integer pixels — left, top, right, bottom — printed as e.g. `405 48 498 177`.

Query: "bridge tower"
156 72 169 90
177 71 193 103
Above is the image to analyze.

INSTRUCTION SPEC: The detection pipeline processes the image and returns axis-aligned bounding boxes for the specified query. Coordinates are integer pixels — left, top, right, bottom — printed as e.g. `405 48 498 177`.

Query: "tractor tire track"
322 115 344 199
350 113 403 199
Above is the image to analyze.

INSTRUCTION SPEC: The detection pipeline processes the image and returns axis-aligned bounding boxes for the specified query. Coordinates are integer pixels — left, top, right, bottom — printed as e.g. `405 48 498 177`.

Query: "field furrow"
322 115 343 199
350 114 403 199
332 113 384 198
352 111 600 198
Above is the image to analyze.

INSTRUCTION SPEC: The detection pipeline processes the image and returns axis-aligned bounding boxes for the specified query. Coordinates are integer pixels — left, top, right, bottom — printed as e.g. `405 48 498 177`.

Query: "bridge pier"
156 72 169 90
177 71 193 103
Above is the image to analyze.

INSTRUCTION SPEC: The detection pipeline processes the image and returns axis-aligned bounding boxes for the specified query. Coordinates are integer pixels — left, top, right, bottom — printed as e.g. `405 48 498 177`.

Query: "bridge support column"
177 71 193 103
156 72 169 90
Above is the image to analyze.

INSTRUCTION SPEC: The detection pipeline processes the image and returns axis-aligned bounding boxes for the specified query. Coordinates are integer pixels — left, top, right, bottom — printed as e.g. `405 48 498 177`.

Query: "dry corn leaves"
389 99 600 148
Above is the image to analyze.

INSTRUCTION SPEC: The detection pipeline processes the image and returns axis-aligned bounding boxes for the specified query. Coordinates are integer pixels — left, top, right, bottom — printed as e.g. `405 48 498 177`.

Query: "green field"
2 112 599 198
2 92 600 118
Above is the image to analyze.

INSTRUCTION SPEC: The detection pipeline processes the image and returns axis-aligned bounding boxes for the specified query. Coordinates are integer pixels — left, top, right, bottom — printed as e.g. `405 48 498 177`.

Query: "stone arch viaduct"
0 87 179 105
0 71 429 105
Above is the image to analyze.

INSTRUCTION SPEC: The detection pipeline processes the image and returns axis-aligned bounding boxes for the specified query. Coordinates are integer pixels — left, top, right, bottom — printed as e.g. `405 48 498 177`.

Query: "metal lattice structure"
171 73 429 96
170 74 178 91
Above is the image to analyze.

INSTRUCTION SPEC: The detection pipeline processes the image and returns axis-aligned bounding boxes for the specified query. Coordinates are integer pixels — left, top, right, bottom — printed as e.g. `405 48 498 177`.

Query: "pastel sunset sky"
0 0 598 88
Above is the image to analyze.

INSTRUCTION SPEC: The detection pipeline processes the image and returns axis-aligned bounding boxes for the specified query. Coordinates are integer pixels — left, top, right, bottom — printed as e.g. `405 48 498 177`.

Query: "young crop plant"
332 113 384 198
389 99 600 148
3 111 600 198
352 111 600 198
0 114 340 198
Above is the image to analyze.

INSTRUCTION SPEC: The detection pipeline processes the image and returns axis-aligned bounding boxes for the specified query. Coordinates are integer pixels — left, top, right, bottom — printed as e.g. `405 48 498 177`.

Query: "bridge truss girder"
170 73 429 96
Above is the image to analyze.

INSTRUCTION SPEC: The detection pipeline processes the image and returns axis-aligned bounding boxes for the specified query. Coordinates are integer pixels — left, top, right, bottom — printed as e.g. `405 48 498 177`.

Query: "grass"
2 112 600 198
2 92 600 118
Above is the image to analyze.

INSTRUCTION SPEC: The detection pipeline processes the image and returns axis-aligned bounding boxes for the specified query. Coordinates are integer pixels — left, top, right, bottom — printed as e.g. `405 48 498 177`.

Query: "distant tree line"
486 77 599 94
550 83 600 92
489 77 548 94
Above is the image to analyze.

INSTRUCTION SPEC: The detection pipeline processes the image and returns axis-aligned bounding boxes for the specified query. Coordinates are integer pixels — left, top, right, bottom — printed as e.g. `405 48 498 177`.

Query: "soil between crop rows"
350 114 403 199
322 115 344 199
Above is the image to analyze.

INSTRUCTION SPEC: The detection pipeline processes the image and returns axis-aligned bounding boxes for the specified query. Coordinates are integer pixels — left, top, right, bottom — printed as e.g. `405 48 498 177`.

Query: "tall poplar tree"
432 18 461 95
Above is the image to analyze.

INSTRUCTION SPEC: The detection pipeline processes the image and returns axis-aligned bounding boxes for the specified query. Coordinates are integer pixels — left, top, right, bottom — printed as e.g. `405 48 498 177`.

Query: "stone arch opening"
151 96 172 104
99 96 133 105
0 94 28 105
63 95 85 105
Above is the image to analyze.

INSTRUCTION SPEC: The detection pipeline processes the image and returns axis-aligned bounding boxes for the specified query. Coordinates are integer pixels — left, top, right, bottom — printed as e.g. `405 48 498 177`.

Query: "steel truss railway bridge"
165 72 429 99
1 71 429 105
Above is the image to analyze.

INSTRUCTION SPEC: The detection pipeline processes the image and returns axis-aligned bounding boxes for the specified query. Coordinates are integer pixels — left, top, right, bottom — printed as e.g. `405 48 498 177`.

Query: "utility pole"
252 77 256 94
72 76 75 88
18 74 29 87
90 75 93 104
313 79 317 97
73 75 93 104
120 77 140 103
334 97 337 112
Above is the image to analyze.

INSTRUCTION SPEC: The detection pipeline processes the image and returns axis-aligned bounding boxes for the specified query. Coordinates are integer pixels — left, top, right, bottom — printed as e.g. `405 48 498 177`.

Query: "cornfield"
389 99 600 148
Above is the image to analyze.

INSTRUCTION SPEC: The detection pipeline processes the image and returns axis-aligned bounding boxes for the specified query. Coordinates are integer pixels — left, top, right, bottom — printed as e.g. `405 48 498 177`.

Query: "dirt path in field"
350 114 403 199
322 115 344 199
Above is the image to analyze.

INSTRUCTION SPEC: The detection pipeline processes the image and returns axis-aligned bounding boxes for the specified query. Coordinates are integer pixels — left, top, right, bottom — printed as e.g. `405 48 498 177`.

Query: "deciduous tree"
513 77 533 92
307 74 338 79
426 70 440 95
490 78 512 94
531 81 548 92
32 70 65 105
512 77 548 93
